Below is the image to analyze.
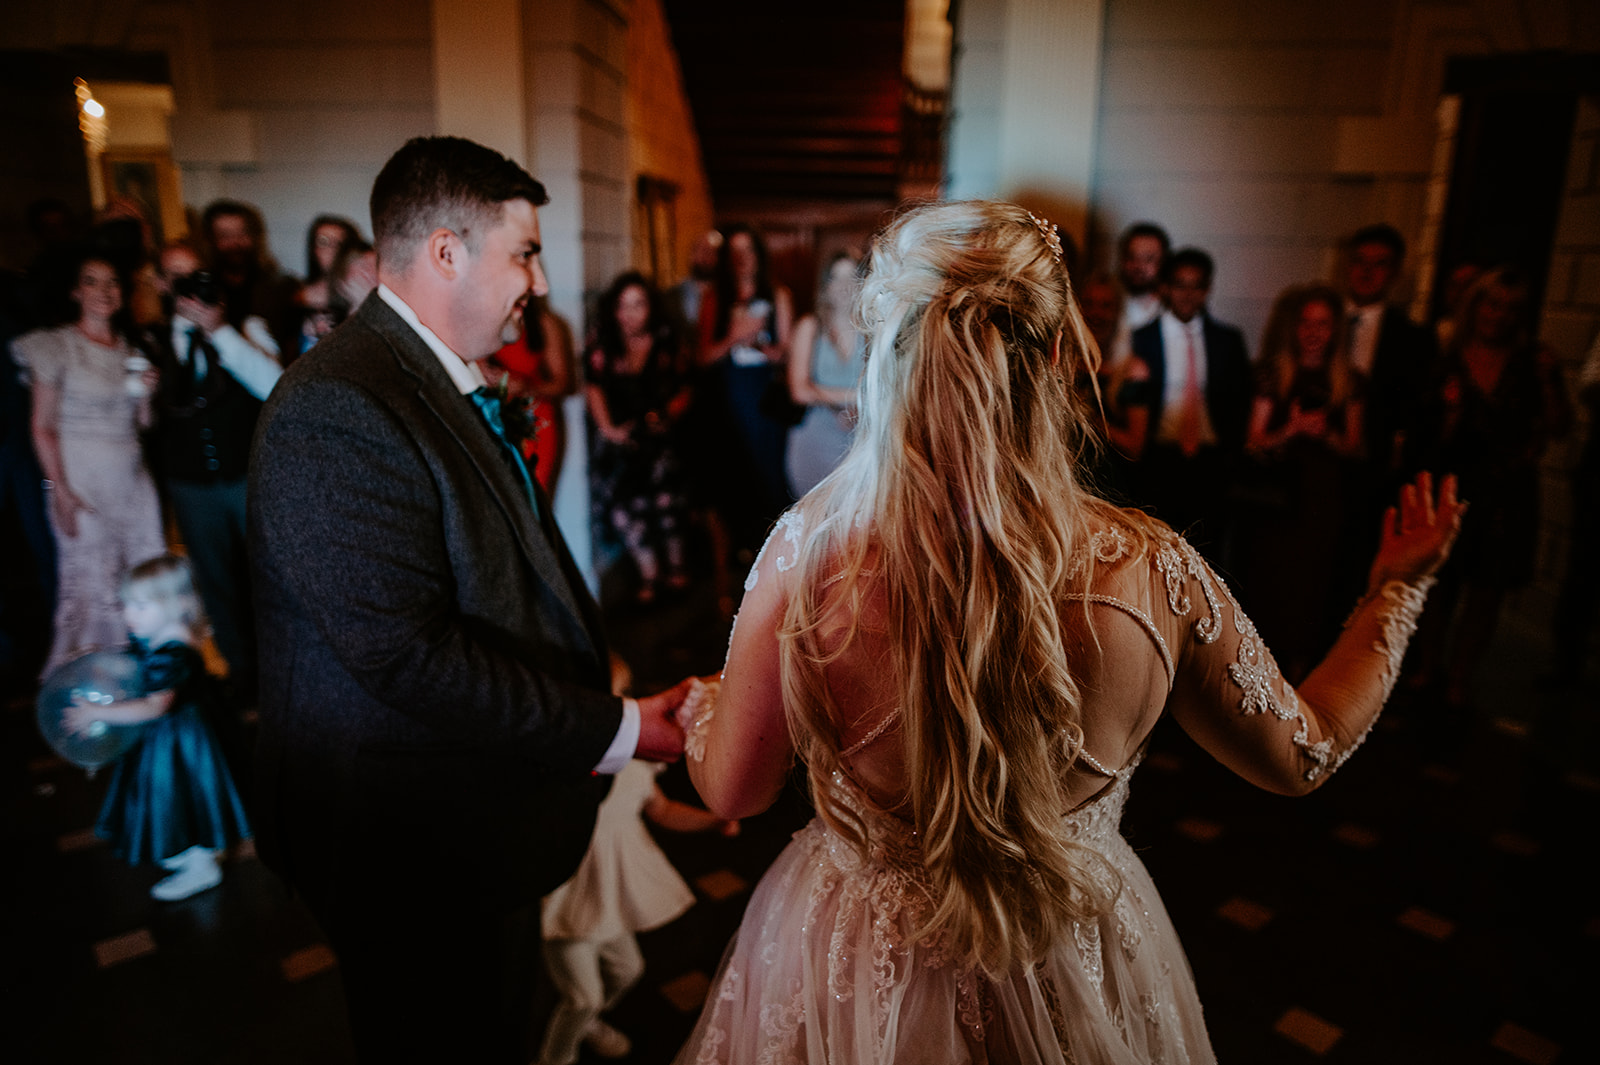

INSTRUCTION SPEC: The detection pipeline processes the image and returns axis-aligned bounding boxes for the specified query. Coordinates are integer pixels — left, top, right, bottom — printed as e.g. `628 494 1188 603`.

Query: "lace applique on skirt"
673 766 1217 1065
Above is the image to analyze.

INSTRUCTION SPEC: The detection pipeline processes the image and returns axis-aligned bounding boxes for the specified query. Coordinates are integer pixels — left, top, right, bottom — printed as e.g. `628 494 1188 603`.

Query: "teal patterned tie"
469 387 542 522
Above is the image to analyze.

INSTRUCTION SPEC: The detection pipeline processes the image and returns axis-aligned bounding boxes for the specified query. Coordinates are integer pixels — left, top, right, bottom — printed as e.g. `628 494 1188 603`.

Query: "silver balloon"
36 649 145 772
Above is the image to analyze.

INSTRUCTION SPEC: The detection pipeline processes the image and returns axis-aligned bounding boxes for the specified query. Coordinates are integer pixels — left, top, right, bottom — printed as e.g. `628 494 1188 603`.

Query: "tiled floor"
8 570 1597 1063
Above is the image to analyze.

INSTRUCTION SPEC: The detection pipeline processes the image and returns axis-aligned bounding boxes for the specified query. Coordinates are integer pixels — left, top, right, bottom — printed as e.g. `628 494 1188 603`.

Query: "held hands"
1369 471 1467 590
634 678 693 763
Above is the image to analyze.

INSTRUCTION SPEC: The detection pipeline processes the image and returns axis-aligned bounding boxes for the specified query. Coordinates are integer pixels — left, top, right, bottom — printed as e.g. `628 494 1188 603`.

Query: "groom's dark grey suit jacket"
248 292 620 912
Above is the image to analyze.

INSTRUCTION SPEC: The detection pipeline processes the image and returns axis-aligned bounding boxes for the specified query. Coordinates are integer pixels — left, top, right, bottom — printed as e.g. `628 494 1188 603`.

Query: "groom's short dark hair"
370 136 548 267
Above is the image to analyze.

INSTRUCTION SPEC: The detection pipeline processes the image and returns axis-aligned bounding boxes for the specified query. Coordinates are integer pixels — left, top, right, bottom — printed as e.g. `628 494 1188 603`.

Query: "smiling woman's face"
73 259 122 322
1295 298 1336 362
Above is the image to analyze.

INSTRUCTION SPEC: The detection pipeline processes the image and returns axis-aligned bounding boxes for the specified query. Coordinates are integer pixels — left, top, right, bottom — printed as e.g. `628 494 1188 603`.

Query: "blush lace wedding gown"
676 511 1430 1064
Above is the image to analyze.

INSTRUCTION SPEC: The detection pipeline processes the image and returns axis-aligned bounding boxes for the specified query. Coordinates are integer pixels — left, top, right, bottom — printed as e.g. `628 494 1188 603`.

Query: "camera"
173 270 223 305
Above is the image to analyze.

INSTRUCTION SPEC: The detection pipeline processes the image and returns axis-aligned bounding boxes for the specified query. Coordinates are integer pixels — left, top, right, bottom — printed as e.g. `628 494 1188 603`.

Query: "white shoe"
582 1019 632 1059
151 847 222 901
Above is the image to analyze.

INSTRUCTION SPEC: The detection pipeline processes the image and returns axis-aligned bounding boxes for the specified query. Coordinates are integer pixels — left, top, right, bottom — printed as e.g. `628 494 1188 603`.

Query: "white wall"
1089 0 1409 349
187 0 436 273
1087 0 1600 351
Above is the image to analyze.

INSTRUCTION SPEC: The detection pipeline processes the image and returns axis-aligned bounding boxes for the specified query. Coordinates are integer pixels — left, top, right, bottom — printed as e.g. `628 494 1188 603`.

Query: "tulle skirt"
95 704 251 865
674 808 1215 1065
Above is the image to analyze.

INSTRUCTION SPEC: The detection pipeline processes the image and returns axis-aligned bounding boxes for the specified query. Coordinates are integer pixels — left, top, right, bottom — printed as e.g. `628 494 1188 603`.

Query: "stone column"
433 0 634 585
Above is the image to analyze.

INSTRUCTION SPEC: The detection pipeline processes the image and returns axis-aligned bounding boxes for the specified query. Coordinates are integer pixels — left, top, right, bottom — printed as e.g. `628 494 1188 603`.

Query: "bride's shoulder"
744 508 808 593
1072 505 1175 574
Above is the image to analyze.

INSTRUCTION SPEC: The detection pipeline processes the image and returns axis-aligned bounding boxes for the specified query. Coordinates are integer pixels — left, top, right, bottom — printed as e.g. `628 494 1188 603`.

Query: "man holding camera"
154 240 283 716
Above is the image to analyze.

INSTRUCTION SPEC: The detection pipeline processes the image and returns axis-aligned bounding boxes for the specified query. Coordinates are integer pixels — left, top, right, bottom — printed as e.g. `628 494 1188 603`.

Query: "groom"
249 137 687 1062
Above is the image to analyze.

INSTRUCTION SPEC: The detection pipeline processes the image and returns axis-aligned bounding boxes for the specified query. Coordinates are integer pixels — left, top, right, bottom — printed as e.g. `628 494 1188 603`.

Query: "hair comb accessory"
1027 210 1065 267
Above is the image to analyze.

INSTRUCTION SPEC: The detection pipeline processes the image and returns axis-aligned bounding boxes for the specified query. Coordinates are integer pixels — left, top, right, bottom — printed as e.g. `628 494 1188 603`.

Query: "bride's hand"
1368 471 1467 590
635 679 693 763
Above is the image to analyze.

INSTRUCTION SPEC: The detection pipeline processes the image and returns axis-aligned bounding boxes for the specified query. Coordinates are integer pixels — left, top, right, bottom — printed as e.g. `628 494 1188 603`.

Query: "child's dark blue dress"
94 639 251 865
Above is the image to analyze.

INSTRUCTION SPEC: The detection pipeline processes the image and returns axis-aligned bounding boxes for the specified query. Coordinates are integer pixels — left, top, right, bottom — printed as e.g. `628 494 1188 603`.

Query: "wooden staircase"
661 0 911 210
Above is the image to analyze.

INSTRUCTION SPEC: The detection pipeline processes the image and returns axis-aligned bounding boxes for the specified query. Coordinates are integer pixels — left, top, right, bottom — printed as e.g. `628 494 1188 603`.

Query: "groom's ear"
425 227 464 281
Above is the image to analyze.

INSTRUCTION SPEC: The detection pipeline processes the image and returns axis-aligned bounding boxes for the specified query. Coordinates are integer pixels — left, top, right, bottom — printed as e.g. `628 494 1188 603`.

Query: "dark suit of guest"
1128 311 1251 566
1340 304 1438 607
249 292 622 1062
155 315 282 716
1359 305 1437 476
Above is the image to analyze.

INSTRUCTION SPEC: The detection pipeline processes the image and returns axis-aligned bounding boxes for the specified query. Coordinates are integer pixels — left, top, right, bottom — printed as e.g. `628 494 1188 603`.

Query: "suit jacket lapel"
354 296 601 648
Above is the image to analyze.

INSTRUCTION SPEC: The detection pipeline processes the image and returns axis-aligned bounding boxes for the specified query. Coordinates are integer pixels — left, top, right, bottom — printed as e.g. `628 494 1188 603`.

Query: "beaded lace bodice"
680 508 1438 1065
690 509 1435 796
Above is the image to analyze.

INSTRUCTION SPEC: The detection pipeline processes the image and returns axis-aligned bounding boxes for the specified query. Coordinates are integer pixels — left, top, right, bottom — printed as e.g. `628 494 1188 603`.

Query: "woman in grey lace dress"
17 254 165 675
675 202 1465 1064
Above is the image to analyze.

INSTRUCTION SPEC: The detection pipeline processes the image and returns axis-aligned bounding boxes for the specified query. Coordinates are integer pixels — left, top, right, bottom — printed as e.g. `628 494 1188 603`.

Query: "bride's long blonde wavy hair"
779 201 1136 974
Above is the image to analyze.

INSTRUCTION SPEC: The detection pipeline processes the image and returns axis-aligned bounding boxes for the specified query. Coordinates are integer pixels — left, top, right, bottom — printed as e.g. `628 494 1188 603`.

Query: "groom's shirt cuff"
593 698 640 774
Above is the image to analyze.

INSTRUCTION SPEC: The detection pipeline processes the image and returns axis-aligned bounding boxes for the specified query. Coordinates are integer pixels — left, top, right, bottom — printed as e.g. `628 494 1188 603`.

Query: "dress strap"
1065 592 1176 690
840 706 902 759
1074 748 1119 778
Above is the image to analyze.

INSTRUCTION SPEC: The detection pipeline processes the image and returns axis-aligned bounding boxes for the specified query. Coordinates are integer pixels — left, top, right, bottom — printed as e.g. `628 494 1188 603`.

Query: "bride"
675 201 1463 1064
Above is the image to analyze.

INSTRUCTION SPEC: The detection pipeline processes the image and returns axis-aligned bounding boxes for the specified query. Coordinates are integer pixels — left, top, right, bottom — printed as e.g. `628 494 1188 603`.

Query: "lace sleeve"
743 509 804 592
681 677 721 763
685 510 801 817
1158 535 1432 791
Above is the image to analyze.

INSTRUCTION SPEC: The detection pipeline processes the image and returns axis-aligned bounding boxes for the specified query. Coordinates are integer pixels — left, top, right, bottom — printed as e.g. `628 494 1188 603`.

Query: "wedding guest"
1075 270 1142 503
1237 284 1363 679
668 229 721 353
326 239 378 323
1433 260 1483 353
1319 225 1436 645
1414 266 1571 708
1107 221 1170 364
487 297 576 493
199 200 300 360
697 223 794 555
1078 271 1122 360
785 251 866 497
297 215 364 354
586 272 693 604
154 241 283 710
16 253 165 675
1124 247 1252 565
64 555 251 901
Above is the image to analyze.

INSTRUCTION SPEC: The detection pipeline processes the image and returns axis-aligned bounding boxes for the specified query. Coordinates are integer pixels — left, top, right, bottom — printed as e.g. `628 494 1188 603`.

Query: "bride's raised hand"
1368 471 1467 589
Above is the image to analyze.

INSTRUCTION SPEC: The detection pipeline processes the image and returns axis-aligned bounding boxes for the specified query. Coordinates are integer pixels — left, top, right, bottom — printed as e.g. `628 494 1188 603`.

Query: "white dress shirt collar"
1344 299 1385 376
377 283 486 395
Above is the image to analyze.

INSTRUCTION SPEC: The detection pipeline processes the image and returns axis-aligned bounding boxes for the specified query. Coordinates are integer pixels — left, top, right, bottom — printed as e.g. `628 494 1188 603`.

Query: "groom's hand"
635 679 692 763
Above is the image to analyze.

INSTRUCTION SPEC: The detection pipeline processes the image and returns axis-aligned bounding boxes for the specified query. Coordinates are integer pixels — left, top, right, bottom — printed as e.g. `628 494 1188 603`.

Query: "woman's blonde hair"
779 200 1138 973
1449 264 1533 355
1258 283 1353 409
121 554 208 637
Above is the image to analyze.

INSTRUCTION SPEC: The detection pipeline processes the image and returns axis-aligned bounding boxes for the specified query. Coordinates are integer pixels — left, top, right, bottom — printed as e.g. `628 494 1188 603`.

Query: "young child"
536 657 738 1065
64 555 251 901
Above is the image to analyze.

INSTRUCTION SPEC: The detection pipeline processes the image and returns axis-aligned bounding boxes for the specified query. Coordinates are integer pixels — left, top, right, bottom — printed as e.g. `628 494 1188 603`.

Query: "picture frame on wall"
99 149 185 243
